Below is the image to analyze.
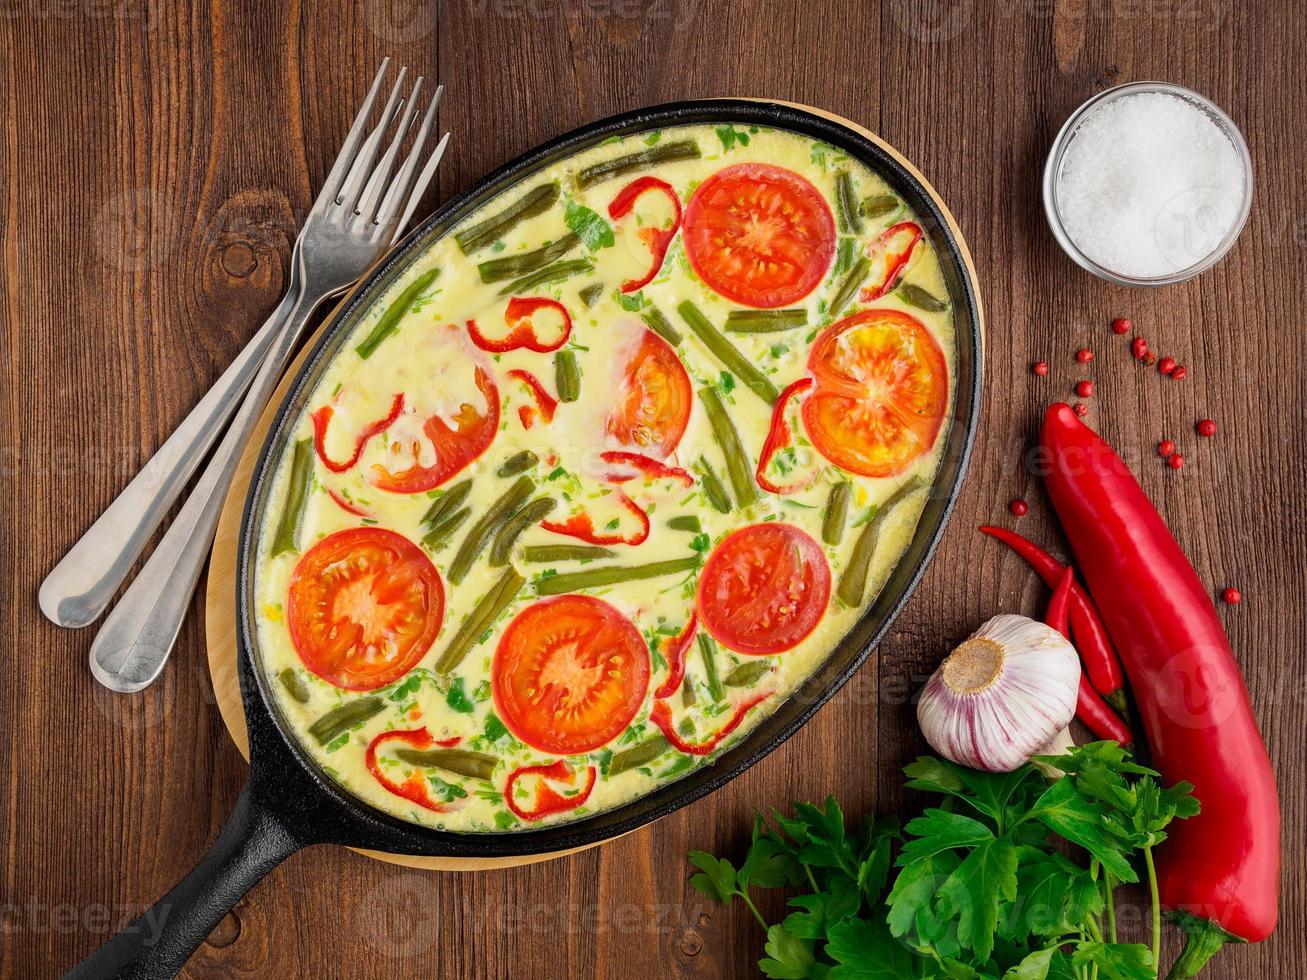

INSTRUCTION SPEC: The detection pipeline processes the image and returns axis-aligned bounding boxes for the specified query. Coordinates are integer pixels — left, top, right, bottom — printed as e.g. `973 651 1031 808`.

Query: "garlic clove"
916 614 1081 773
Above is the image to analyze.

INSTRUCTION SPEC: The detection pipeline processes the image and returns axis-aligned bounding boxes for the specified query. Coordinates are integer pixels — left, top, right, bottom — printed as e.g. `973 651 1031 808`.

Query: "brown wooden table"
3 1 1304 976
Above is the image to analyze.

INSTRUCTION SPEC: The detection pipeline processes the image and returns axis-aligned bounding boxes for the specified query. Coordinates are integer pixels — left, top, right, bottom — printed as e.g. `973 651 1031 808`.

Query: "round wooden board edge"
204 100 983 871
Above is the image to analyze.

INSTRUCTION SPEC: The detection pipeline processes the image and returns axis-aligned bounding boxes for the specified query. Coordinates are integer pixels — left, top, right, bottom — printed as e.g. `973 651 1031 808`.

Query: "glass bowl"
1042 80 1253 287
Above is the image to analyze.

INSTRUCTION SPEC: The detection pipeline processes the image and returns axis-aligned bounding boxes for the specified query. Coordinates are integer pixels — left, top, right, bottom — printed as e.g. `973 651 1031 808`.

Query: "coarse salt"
1055 92 1245 278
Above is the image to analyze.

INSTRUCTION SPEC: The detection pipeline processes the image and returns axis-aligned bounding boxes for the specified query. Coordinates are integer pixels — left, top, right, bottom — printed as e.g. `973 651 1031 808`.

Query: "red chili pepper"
1046 567 1133 745
365 729 461 813
1040 402 1279 963
653 612 698 700
600 450 694 487
311 393 405 473
978 525 1127 711
650 692 773 756
504 760 597 821
326 487 371 517
540 490 650 545
755 377 818 495
467 297 572 353
507 368 558 430
608 176 682 293
859 221 923 300
1044 567 1073 635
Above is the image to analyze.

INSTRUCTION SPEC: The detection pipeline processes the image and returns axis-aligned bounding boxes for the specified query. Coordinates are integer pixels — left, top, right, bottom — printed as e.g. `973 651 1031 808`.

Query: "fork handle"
38 265 301 629
88 281 326 693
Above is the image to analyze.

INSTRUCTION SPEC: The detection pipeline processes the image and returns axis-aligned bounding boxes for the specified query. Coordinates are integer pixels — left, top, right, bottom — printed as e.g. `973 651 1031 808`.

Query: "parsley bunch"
689 742 1199 979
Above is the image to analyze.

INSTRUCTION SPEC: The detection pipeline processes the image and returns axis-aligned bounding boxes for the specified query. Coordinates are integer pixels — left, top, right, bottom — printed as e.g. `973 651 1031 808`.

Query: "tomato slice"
492 595 650 754
696 523 831 655
801 309 948 478
287 528 445 691
605 329 691 459
683 163 836 308
371 366 499 493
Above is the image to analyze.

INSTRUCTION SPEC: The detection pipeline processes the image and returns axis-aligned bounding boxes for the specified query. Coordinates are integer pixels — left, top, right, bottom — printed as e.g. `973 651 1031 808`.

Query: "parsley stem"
1103 872 1117 943
739 889 768 930
803 865 820 893
1144 845 1161 967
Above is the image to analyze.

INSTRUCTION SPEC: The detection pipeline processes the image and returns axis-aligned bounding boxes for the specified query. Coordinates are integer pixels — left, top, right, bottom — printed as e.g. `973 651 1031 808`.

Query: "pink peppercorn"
1197 418 1216 437
1073 402 1089 417
1032 361 1049 376
1158 439 1176 456
1075 380 1094 398
1076 348 1094 363
1168 453 1185 469
1172 365 1188 380
1131 336 1148 359
1112 317 1132 335
1009 499 1029 517
1223 587 1242 605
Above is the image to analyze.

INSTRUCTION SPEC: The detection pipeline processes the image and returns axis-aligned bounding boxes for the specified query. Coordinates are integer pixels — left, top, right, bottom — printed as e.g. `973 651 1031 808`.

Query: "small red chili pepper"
1159 355 1177 375
978 525 1127 710
1168 453 1185 470
600 451 694 487
507 368 558 430
653 612 699 700
1131 336 1148 359
1075 348 1094 363
860 221 923 300
1197 418 1217 437
649 692 773 756
1009 498 1029 517
365 729 461 813
504 760 597 821
608 176 682 294
1031 361 1049 376
1171 364 1188 380
756 377 817 495
1222 587 1242 605
467 297 572 353
1045 568 1132 745
1044 567 1073 636
327 487 371 517
1158 439 1176 457
1075 380 1094 398
540 490 650 545
311 393 405 473
1111 317 1132 335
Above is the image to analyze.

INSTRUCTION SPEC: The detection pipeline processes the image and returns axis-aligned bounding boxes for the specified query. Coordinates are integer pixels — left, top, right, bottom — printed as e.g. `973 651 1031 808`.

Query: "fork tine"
313 58 391 214
343 97 401 209
338 66 408 217
375 86 445 243
357 76 424 224
388 131 450 244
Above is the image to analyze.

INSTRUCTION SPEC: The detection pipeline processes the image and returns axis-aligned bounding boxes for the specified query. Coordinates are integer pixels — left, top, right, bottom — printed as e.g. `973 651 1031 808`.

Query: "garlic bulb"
917 614 1081 772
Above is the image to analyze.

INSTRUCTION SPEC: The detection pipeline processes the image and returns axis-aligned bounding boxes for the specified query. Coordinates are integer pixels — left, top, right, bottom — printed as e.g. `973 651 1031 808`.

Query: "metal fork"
84 62 450 693
38 60 443 631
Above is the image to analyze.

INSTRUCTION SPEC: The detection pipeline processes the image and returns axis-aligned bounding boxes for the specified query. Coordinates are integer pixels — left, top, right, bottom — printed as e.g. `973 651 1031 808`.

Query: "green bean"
897 282 948 313
695 456 732 513
499 258 593 298
478 233 580 284
422 506 471 551
420 478 473 529
666 514 702 533
448 476 536 584
278 668 309 704
822 481 852 546
576 139 701 188
838 478 924 607
490 496 555 566
699 387 757 508
534 556 701 596
608 735 671 776
641 305 682 345
436 567 526 675
860 193 898 219
678 301 778 404
270 437 313 556
356 268 439 359
308 697 384 745
724 308 808 333
455 182 561 254
497 450 539 477
835 171 863 235
555 349 580 402
395 748 498 781
833 236 857 278
698 633 724 703
828 256 869 320
521 544 616 563
579 282 604 307
724 661 772 688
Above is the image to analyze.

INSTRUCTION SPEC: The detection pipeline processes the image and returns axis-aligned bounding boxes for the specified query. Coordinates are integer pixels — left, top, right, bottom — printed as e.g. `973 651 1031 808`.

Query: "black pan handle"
64 779 302 979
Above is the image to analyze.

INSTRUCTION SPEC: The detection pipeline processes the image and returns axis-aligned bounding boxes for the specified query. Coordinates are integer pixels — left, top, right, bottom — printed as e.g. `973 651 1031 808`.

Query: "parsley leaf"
565 199 614 250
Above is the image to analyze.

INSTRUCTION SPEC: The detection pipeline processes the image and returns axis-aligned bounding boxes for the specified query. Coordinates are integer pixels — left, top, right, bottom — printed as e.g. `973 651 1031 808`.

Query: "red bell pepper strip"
311 393 405 473
467 297 572 353
365 728 462 813
860 221 923 301
756 377 818 495
979 524 1127 710
607 176 681 293
371 367 499 493
649 691 773 756
540 490 650 545
600 450 694 487
1045 566 1133 744
653 612 698 700
507 368 558 429
504 760 597 821
1041 402 1279 966
326 487 371 518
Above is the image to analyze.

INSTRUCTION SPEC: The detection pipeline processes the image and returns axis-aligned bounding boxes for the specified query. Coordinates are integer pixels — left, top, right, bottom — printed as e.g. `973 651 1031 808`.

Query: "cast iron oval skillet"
70 99 983 978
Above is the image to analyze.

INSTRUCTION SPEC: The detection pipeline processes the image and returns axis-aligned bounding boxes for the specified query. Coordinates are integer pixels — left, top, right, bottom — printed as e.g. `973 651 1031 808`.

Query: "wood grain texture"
2 0 1304 977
